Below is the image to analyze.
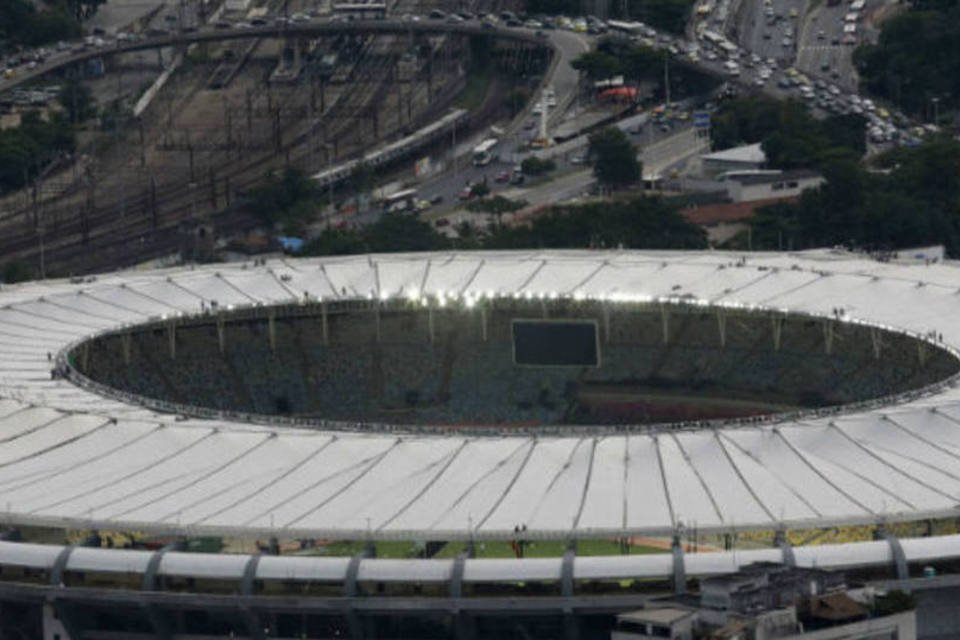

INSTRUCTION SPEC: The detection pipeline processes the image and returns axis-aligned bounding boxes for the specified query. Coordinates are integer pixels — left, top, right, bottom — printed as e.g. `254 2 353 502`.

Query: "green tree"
1 261 33 284
854 3 960 117
244 168 319 230
346 162 374 199
710 96 866 170
570 51 622 80
467 195 527 215
588 127 641 189
0 0 79 49
58 77 96 125
65 0 106 21
521 156 556 176
873 590 916 616
485 196 705 249
745 137 960 256
470 181 490 199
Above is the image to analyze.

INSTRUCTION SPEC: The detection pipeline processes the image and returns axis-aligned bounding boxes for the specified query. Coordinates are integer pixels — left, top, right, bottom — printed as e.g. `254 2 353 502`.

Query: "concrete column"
322 301 329 345
772 315 783 351
217 316 226 354
168 321 176 360
671 533 686 595
122 333 131 365
823 320 833 355
603 304 610 343
268 311 276 353
716 310 726 348
660 305 670 344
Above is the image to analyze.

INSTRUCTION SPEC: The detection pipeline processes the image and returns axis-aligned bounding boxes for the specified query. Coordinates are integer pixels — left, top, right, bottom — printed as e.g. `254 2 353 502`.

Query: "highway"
0 19 560 95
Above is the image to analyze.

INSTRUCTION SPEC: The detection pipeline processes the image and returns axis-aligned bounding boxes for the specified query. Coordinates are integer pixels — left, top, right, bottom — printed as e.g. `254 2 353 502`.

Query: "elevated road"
0 20 558 94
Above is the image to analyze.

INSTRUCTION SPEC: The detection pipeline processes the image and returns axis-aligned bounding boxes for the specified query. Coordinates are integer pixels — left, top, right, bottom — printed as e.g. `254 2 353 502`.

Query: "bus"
607 20 646 37
381 188 418 213
472 138 499 166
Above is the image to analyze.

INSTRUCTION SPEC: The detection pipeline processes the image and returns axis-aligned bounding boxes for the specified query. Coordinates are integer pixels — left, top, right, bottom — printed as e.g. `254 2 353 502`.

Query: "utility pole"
664 51 671 110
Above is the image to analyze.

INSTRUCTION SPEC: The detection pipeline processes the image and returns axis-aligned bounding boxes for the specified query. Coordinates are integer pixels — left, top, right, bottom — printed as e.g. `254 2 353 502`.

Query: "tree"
873 590 916 616
65 0 106 21
470 181 490 199
58 77 96 125
1 261 33 284
485 196 705 250
854 3 960 117
346 162 374 199
521 157 556 176
588 127 641 189
0 0 79 49
570 51 622 81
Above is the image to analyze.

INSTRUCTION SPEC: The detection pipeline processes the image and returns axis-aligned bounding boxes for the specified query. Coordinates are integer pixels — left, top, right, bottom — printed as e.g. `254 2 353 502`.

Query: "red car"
495 170 511 183
458 186 474 201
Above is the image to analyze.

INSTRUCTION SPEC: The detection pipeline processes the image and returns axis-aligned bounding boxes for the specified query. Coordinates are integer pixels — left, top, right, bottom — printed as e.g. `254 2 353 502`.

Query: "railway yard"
0 0 542 275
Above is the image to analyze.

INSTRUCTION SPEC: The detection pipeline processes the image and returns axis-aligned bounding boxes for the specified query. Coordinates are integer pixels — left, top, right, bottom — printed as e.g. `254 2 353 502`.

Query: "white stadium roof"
1 249 960 541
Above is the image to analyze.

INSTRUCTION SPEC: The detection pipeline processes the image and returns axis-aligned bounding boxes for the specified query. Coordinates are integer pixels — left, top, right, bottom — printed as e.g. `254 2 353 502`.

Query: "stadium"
3 249 960 638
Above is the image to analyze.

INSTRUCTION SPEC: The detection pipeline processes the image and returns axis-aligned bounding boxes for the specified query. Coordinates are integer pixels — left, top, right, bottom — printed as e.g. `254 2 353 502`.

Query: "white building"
724 169 824 203
613 608 697 640
701 143 766 177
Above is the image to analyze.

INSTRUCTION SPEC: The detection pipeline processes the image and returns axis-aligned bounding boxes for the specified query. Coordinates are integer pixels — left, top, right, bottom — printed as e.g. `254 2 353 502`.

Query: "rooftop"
727 169 823 186
618 607 696 625
701 142 766 164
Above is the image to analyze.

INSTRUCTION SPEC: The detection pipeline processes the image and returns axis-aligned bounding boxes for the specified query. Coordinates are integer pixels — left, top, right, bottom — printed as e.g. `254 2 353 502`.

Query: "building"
613 608 697 640
724 170 824 203
700 143 766 177
616 564 917 640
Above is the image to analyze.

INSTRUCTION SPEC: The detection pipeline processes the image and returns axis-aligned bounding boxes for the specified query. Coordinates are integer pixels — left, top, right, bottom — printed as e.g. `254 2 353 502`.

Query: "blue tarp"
276 236 305 253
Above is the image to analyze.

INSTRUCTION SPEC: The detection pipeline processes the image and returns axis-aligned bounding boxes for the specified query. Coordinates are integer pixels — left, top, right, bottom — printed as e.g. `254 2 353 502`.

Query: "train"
310 108 468 188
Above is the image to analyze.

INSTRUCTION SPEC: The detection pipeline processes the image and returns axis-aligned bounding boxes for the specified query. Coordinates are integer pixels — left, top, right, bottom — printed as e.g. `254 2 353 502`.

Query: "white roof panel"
0 249 957 543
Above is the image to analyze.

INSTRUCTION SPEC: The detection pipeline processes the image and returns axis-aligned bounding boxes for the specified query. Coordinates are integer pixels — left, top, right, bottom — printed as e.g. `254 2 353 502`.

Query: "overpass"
0 20 557 94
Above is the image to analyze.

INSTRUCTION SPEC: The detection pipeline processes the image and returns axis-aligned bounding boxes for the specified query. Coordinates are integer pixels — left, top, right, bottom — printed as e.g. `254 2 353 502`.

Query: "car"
781 36 792 47
762 31 772 39
788 7 799 17
831 36 841 45
817 29 826 39
570 155 587 164
458 187 474 201
429 195 444 205
434 218 450 227
429 9 446 19
524 120 536 130
495 170 511 183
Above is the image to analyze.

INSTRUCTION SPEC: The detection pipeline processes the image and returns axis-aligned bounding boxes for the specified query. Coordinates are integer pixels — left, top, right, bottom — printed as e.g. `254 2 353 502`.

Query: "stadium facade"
3 250 960 637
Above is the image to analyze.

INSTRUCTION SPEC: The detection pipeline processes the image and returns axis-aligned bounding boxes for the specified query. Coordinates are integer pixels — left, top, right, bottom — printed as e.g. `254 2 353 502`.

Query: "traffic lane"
796 5 859 91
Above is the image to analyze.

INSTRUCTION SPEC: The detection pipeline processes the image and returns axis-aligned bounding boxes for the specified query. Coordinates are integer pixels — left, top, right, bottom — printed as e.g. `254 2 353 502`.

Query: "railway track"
0 28 464 274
